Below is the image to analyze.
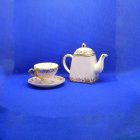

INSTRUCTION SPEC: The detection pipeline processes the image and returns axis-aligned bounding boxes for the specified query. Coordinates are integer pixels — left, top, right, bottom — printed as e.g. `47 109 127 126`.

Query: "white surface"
63 54 73 73
94 54 108 74
70 55 97 80
34 62 58 70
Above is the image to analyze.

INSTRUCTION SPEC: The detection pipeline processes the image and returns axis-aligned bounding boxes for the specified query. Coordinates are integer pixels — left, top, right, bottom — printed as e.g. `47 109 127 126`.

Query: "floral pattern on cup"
28 63 58 81
37 67 58 74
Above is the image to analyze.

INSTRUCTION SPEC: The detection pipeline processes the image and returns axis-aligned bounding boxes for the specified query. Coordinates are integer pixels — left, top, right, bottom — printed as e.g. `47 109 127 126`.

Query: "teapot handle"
63 54 73 73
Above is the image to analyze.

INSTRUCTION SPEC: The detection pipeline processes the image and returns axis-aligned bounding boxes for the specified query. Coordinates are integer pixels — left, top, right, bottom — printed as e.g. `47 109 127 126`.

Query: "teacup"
28 62 58 84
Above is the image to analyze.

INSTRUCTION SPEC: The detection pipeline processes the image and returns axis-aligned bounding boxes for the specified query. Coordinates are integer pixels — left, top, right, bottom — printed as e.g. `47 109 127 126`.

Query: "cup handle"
63 54 73 73
28 68 43 80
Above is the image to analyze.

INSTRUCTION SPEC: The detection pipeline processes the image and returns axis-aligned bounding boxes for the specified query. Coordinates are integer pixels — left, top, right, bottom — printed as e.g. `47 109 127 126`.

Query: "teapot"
63 43 108 83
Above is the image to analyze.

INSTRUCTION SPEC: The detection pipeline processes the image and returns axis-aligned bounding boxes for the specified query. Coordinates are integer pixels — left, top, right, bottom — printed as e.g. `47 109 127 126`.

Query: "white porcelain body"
63 43 108 83
63 54 99 83
28 62 58 83
70 55 99 83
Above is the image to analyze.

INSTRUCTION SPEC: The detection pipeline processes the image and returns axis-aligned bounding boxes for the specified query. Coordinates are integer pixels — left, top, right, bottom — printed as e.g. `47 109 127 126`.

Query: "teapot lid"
74 43 95 56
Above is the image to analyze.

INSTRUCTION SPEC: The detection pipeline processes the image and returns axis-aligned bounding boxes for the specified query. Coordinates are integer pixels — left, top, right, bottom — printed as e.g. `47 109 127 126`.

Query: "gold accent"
28 68 44 81
82 43 86 48
74 43 95 56
54 67 58 71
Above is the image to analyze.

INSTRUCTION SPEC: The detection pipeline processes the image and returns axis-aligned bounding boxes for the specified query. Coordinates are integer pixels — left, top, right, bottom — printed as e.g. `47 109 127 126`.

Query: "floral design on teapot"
74 49 95 56
63 43 108 84
70 77 98 83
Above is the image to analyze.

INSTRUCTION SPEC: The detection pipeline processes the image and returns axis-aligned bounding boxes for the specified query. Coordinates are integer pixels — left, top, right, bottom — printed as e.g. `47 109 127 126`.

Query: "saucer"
28 76 65 88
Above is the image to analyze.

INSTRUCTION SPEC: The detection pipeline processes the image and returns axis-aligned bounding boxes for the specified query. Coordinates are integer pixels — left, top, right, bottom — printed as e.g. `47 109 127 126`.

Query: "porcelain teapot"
63 43 108 83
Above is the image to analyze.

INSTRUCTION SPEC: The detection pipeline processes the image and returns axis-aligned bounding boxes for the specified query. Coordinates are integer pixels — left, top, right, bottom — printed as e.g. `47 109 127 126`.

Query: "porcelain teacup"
28 62 58 84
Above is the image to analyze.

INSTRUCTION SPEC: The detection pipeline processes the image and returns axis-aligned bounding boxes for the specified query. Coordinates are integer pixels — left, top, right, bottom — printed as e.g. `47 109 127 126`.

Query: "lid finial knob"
82 43 86 48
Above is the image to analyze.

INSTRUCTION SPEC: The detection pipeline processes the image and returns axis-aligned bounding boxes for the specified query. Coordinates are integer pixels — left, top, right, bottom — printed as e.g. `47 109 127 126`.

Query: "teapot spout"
94 54 108 74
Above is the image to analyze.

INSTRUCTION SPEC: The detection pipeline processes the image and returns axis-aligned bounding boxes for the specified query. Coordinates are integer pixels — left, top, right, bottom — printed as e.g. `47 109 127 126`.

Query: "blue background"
0 0 140 140
14 0 116 74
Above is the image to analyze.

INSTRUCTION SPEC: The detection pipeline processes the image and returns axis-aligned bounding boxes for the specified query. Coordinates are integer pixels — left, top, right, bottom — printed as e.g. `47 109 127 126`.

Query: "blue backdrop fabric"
0 0 140 140
14 0 116 74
